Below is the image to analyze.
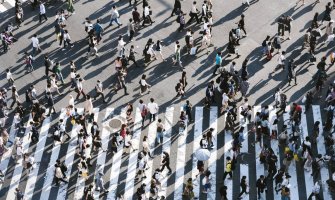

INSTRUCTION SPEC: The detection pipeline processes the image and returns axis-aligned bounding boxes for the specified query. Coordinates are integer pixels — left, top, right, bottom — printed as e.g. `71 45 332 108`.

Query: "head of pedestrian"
281 51 286 55
97 80 100 83
187 178 192 183
241 14 245 18
217 51 221 56
112 5 116 10
150 98 154 102
226 156 231 161
260 175 265 180
141 74 146 79
139 99 143 104
193 1 196 5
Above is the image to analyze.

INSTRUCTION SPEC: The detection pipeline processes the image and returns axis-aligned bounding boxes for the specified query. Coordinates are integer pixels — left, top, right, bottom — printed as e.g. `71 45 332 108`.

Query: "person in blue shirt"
212 51 222 76
93 19 103 44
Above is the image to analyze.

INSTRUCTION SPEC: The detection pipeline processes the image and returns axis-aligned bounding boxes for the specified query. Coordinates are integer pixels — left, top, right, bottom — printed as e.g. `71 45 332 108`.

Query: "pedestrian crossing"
0 105 334 200
0 0 27 13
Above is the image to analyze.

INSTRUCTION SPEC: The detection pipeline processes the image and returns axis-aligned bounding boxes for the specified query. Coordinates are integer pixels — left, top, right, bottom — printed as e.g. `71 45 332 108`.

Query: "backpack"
176 15 181 23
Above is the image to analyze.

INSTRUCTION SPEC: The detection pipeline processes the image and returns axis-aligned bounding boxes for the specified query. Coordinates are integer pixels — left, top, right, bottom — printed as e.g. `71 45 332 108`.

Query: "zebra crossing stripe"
22 110 62 199
144 111 158 199
0 115 17 189
158 107 174 198
5 114 33 199
269 106 281 200
93 107 114 199
239 106 249 200
173 107 188 199
105 109 126 200
0 5 6 13
56 108 84 200
207 107 217 199
39 109 71 200
73 108 99 200
191 107 203 198
282 106 299 200
300 106 314 196
123 107 143 200
312 105 331 199
253 105 265 200
6 0 15 7
223 112 233 199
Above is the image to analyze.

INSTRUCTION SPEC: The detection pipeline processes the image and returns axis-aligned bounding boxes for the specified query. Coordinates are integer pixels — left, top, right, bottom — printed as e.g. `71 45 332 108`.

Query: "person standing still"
147 98 158 123
39 2 47 23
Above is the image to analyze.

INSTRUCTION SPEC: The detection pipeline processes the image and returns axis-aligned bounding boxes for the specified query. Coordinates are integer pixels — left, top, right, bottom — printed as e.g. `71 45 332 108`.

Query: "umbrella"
195 149 211 161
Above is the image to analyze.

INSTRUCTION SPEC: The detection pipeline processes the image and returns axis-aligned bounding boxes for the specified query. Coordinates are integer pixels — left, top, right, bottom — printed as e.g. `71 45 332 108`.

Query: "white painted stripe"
173 107 188 199
0 115 17 189
268 106 281 200
23 110 62 199
73 108 99 200
312 105 332 199
6 0 15 7
191 107 203 198
207 106 217 200
282 106 299 200
5 114 34 199
39 109 72 200
93 108 114 199
105 109 127 200
253 106 264 200
145 111 158 198
239 106 249 200
123 107 143 199
300 106 314 197
223 112 233 199
56 108 84 200
0 4 6 13
158 107 174 198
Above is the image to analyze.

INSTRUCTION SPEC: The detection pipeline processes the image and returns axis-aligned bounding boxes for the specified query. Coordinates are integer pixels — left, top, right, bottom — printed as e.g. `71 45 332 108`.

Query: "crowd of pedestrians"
1 0 335 200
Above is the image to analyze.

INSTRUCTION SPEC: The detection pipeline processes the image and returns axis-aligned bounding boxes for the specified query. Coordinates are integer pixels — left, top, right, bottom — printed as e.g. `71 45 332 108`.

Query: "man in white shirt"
147 98 158 122
273 51 286 73
30 85 37 101
39 2 48 23
187 1 200 24
109 5 122 27
31 34 39 58
94 80 107 103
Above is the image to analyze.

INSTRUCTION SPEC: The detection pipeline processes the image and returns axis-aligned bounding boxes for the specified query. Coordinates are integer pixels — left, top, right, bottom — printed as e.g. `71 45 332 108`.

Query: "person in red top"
120 124 127 139
291 103 302 125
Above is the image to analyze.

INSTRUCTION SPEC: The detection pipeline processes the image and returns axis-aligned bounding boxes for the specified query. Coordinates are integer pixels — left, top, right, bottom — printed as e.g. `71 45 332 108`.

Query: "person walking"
67 0 75 15
15 188 24 200
156 118 164 144
237 14 247 37
44 55 53 77
75 78 86 100
109 5 122 27
53 62 65 84
9 86 20 109
138 99 147 127
139 74 151 95
24 52 34 73
212 51 222 76
46 92 56 116
187 1 200 24
147 98 158 123
160 151 172 175
173 45 183 68
222 156 233 181
238 176 248 199
95 172 108 194
142 4 154 26
128 45 138 67
127 18 135 42
256 175 267 199
117 69 129 95
31 34 40 59
308 181 321 200
94 80 107 103
155 40 167 61
183 100 193 122
171 0 181 17
177 11 186 32
54 164 68 186
287 59 297 86
39 2 47 23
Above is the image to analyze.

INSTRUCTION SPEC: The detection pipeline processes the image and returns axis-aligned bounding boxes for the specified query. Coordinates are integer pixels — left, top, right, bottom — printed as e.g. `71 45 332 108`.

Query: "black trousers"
187 13 200 24
94 92 106 102
160 163 172 173
238 186 247 197
222 171 232 181
128 57 138 66
212 64 220 75
39 13 47 22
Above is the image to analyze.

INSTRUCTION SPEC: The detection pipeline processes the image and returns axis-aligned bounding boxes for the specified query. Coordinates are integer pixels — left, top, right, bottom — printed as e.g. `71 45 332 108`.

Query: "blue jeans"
32 47 37 57
56 72 64 83
109 18 121 26
156 131 163 143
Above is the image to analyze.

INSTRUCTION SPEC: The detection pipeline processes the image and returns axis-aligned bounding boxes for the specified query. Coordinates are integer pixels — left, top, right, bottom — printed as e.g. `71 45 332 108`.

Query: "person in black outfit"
46 92 56 116
30 122 39 143
160 151 172 175
171 0 181 17
287 59 297 86
219 185 228 200
237 14 247 36
322 2 332 24
136 183 146 200
44 55 53 77
238 176 248 199
256 175 267 199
